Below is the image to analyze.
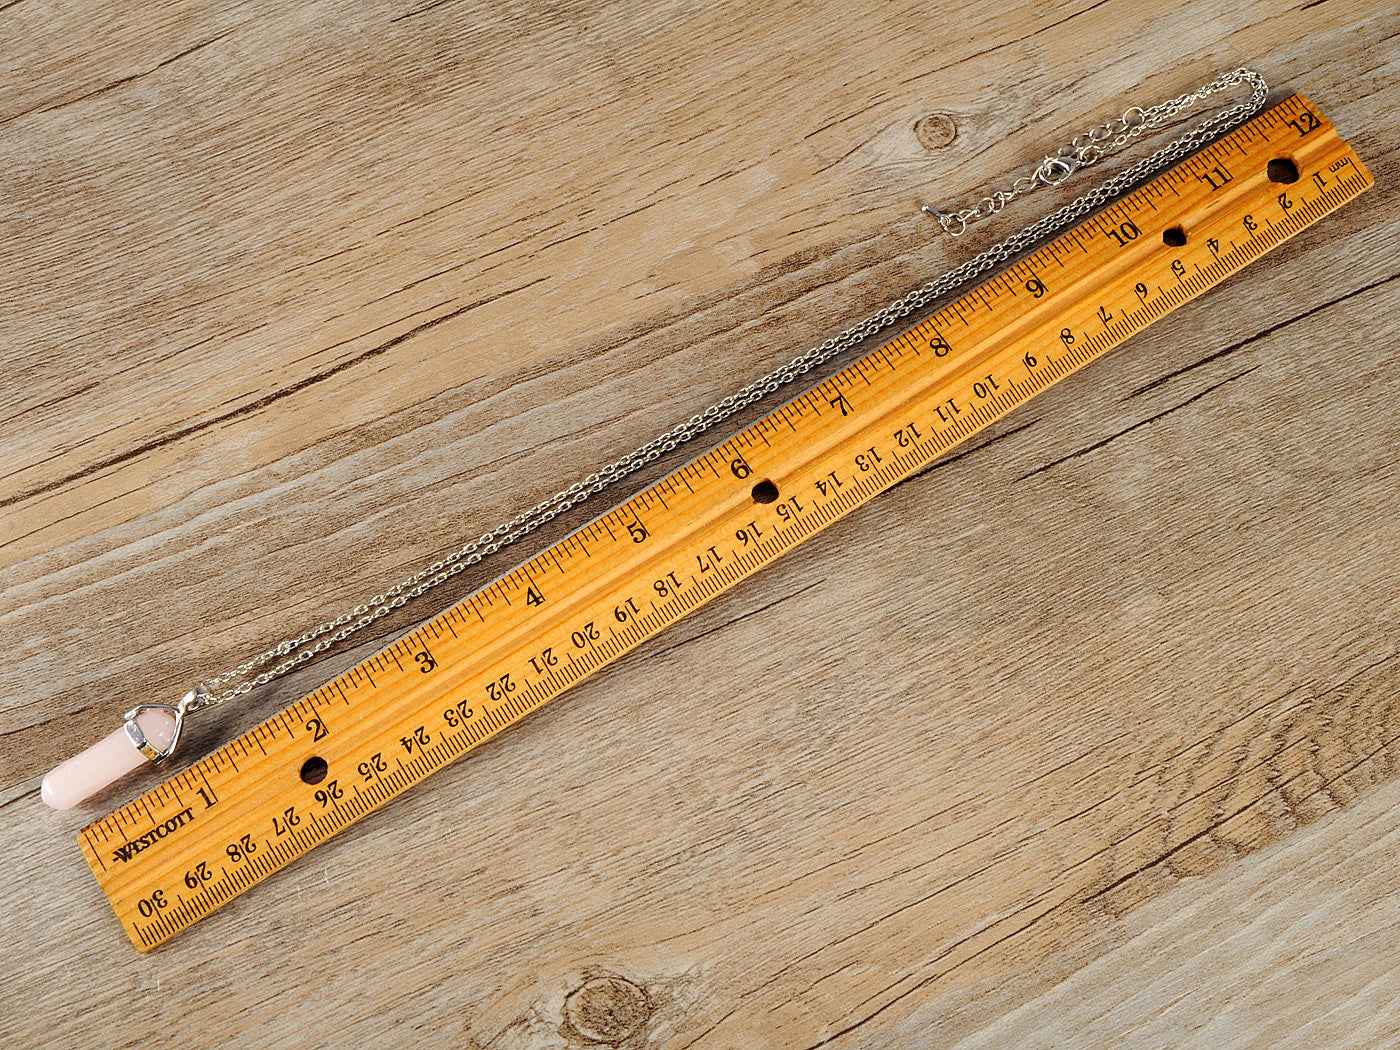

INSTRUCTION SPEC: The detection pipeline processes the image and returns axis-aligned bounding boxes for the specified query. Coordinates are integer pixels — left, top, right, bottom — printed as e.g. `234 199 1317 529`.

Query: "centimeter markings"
79 94 1372 950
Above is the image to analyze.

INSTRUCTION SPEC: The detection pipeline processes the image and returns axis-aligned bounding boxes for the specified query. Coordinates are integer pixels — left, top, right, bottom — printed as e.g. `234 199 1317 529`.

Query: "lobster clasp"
1036 154 1079 187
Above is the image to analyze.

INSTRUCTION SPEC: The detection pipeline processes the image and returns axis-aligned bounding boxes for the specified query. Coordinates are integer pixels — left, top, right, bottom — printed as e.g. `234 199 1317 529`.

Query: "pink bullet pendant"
41 690 201 810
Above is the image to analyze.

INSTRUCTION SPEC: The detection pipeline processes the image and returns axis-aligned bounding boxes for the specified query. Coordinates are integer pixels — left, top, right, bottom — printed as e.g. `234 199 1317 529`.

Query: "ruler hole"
751 479 779 504
300 756 329 785
1162 225 1187 247
1267 157 1300 184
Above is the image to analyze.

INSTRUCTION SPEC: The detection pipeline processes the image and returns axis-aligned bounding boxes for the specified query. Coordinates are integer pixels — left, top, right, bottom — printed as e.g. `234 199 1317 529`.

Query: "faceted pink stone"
41 708 176 810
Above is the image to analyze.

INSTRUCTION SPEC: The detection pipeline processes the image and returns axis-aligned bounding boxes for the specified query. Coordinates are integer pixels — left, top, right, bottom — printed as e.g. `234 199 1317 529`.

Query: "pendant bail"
123 686 204 765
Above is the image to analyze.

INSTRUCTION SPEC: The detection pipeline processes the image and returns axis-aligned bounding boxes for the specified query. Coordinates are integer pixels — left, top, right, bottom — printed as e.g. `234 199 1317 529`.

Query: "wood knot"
914 112 958 150
563 976 651 1044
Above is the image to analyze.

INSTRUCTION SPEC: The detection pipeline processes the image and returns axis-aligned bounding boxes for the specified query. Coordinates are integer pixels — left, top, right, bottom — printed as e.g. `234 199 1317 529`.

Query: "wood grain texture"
2 0 1397 1046
76 99 1375 952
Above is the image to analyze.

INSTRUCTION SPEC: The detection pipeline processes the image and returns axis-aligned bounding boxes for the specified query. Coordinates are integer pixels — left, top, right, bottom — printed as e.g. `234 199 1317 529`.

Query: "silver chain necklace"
48 68 1269 802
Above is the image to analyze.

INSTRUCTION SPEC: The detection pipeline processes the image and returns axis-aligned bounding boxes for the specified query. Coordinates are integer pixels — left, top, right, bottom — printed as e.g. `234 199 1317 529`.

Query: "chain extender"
921 71 1267 235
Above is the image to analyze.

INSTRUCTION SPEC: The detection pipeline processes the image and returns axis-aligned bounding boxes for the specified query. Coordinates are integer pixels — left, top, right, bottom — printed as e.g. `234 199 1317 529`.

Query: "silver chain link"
190 67 1268 716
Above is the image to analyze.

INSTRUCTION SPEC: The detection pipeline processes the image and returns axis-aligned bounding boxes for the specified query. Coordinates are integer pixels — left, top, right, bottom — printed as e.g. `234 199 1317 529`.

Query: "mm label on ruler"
78 94 1372 950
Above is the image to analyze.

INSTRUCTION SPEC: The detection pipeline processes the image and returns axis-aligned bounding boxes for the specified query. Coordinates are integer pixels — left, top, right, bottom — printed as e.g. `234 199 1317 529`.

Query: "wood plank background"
3 0 1397 1046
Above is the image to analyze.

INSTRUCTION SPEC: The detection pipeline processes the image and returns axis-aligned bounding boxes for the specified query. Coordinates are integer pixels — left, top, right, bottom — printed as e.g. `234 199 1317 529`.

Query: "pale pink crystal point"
40 708 177 810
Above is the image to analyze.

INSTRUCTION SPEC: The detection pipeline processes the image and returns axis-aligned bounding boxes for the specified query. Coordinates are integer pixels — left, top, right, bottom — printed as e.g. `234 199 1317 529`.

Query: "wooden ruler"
79 94 1371 950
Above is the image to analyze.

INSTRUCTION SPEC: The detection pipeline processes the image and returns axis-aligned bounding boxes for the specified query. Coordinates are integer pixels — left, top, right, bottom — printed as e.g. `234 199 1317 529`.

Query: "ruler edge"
77 92 1374 949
